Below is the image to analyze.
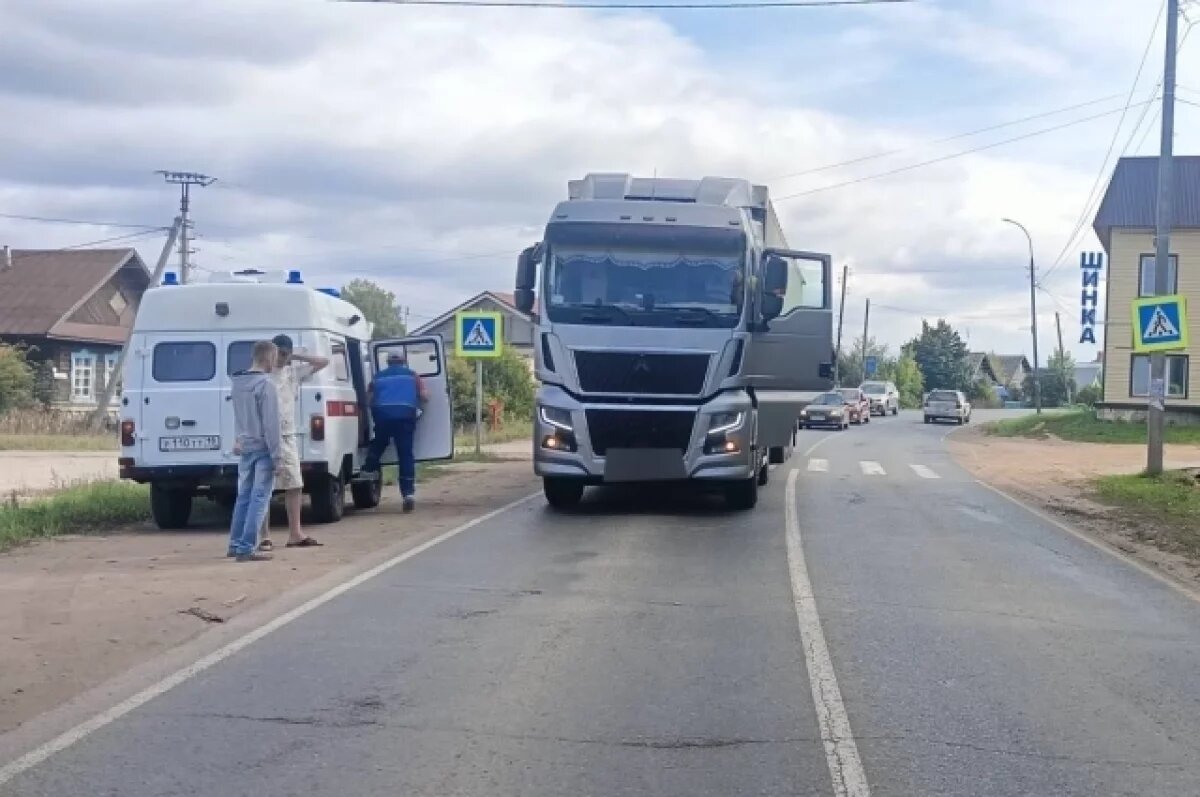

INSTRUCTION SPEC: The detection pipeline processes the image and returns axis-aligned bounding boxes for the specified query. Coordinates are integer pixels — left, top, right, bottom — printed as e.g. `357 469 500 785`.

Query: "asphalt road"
5 410 1200 796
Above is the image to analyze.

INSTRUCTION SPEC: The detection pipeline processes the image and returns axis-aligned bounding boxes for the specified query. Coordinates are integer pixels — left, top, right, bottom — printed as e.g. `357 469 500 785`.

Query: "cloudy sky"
2 0 1198 360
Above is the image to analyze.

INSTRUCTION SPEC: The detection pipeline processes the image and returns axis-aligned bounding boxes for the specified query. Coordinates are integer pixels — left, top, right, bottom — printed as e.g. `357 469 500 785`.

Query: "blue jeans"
365 418 416 498
228 450 275 556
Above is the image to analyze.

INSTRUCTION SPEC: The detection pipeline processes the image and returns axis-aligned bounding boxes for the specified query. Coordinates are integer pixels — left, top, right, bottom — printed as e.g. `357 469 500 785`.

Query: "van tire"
351 474 382 510
310 474 345 523
543 477 584 510
151 485 192 530
725 475 759 510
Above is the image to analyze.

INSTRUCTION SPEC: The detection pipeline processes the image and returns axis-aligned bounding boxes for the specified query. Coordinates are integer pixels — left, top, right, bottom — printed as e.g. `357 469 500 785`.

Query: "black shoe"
402 496 415 512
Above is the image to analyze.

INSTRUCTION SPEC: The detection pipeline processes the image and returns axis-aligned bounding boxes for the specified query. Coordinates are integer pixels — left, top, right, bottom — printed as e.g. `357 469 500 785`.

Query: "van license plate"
159 436 220 452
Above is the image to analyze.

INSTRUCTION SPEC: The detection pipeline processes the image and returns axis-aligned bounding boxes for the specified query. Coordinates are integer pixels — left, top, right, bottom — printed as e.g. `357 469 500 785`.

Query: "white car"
859 380 899 416
924 389 971 425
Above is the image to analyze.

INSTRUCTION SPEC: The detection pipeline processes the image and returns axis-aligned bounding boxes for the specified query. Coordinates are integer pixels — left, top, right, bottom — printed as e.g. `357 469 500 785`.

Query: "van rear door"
367 336 453 462
141 337 225 466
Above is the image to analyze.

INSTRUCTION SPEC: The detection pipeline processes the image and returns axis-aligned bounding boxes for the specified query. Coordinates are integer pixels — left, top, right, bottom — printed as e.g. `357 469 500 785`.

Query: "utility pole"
833 265 849 385
1148 0 1180 476
1055 311 1072 406
88 219 182 431
1003 217 1041 414
156 171 216 284
861 298 870 377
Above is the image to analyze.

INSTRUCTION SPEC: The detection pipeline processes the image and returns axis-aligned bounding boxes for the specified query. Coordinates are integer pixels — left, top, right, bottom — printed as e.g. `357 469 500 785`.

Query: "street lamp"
1002 218 1042 415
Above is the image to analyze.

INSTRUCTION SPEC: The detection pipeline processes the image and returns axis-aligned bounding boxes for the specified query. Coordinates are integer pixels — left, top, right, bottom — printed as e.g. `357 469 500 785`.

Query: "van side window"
331 343 350 382
374 341 440 377
153 342 216 383
227 341 254 375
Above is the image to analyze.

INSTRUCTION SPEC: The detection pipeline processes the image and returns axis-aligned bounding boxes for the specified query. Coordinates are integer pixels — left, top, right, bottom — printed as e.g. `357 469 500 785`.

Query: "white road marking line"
0 492 543 787
785 470 871 797
910 464 940 479
808 458 830 472
859 461 886 476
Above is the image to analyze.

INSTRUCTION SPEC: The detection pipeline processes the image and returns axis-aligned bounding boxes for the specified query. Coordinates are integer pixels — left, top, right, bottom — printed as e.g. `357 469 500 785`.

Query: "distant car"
924 389 972 425
859 380 899 416
800 392 851 430
838 388 871 425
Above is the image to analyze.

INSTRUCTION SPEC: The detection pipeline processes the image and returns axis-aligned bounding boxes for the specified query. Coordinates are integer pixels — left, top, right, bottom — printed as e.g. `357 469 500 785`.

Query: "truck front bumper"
532 386 758 483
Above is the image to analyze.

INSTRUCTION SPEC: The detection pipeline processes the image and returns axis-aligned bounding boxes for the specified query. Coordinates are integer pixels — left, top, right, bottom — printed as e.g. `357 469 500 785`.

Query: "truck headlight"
539 405 573 432
707 411 744 435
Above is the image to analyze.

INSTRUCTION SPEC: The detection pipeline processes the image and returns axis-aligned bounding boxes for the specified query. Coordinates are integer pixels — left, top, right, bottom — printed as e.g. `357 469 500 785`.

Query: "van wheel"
544 477 584 510
726 475 759 510
310 474 345 523
351 474 382 510
151 485 192 530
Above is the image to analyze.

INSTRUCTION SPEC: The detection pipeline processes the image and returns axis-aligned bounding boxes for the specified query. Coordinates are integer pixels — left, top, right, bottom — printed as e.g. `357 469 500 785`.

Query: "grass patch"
0 481 150 551
454 420 532 450
1094 470 1200 556
0 433 117 451
986 410 1200 445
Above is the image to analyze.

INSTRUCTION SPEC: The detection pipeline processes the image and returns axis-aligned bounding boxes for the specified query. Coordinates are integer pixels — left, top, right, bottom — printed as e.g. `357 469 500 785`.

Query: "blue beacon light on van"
316 288 341 298
287 270 304 284
162 272 179 286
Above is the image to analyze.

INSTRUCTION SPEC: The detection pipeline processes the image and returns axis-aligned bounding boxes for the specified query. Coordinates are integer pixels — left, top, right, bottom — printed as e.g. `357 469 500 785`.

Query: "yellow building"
1093 156 1200 421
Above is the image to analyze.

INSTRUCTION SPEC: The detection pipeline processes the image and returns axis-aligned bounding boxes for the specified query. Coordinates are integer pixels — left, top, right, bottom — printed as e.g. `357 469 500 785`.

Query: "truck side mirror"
760 255 788 322
514 246 539 314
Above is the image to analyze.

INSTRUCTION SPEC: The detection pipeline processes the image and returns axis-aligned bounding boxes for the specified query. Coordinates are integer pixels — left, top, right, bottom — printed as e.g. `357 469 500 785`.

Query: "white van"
118 269 453 529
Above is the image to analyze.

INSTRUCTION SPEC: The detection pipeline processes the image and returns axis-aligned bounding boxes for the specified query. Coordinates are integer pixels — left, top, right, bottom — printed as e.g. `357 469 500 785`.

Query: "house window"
71 352 95 402
109 291 128 316
1139 254 1178 297
1130 354 1188 399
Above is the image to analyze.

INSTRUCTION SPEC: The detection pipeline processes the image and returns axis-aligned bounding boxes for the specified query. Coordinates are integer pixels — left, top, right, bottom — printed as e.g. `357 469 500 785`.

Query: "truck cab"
119 270 453 529
515 174 834 510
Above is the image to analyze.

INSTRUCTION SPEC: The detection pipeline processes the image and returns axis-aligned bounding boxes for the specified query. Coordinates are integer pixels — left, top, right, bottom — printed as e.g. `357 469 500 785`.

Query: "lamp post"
1002 218 1042 415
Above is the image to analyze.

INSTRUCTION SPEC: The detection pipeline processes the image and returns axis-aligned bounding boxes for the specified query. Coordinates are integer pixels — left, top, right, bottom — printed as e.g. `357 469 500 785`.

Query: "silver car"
859 380 899 416
924 389 972 425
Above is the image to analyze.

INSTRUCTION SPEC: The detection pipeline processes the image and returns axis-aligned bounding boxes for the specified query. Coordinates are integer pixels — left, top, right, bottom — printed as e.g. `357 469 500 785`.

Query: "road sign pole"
1149 0 1180 476
475 359 484 456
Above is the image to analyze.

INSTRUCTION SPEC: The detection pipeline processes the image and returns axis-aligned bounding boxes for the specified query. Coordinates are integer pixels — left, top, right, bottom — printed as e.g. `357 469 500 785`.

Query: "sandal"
286 537 323 548
259 539 275 552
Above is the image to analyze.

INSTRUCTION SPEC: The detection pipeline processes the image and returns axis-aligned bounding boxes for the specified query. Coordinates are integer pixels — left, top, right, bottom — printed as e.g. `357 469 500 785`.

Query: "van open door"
367 336 454 462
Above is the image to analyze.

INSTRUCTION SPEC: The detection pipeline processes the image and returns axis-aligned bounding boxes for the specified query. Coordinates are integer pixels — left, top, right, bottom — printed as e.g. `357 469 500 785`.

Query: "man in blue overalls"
364 351 429 512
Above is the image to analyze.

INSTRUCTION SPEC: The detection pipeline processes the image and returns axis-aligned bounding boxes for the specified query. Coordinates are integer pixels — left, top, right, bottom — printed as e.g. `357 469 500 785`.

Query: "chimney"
1 245 10 271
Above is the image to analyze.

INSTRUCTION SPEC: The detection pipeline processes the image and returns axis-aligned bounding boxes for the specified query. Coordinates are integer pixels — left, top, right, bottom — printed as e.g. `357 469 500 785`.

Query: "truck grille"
573 351 710 395
584 409 696 456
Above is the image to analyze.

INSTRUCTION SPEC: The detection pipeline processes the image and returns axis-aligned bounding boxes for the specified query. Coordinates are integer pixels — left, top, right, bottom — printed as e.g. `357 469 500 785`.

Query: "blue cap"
287 270 304 284
162 272 179 286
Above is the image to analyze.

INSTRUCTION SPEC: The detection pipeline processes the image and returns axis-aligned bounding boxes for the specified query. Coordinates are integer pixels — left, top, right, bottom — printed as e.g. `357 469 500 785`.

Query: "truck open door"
367 336 454 462
744 249 834 449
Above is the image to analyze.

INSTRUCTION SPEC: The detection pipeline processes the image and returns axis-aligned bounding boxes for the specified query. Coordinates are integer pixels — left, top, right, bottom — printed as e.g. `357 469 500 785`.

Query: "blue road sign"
864 355 878 377
1131 295 1188 353
455 311 502 358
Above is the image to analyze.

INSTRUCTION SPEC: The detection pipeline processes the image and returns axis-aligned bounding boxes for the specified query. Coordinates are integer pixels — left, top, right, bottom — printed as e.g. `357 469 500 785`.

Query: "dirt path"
0 459 538 735
949 427 1200 585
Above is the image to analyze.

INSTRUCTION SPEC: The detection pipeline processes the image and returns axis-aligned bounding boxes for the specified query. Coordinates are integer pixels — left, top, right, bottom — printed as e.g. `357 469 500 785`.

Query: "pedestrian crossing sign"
455 311 503 359
1131 295 1188 353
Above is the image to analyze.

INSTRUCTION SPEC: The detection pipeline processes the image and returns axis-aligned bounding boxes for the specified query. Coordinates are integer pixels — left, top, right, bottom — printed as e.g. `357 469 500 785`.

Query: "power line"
0 212 165 230
339 0 911 8
8 229 167 263
772 102 1153 203
770 93 1127 182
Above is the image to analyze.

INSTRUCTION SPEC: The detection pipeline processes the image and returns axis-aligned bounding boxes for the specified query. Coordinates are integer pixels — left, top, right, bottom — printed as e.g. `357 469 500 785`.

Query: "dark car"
837 388 871 425
800 392 852 430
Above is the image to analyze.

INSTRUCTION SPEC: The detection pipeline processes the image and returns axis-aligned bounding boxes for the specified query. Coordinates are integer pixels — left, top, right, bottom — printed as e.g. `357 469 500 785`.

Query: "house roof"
989 354 1031 383
1093 156 1200 250
0 248 148 342
411 290 530 337
967 352 999 383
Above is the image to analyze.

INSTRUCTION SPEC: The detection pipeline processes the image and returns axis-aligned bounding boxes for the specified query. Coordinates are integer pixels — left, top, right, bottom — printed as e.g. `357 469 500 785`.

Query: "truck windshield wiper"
660 305 722 325
574 303 633 324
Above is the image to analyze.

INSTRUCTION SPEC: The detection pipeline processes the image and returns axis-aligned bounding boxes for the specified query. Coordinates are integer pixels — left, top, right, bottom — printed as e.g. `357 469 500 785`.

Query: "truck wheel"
769 446 787 465
351 473 382 510
725 476 759 510
758 460 771 486
543 477 584 510
892 405 899 416
310 473 345 523
151 484 192 530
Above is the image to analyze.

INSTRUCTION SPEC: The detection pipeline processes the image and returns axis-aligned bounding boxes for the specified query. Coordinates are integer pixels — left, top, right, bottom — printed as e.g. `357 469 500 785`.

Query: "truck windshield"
546 246 745 328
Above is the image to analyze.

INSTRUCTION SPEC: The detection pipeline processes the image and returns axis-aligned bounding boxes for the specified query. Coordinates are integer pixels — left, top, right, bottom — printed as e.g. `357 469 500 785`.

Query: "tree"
340 279 406 340
448 349 535 428
31 360 56 409
881 352 925 409
968 379 1000 409
837 336 889 387
0 345 34 414
1030 350 1076 408
903 320 972 394
1076 383 1101 407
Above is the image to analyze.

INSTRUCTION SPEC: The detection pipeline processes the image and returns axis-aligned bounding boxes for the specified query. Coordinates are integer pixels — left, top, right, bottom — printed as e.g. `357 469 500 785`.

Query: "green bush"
0 345 34 414
1075 384 1101 407
448 349 534 428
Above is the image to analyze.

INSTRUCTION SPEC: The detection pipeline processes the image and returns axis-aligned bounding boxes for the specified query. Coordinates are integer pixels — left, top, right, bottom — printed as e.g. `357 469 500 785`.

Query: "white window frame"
71 351 96 403
1130 354 1188 399
1138 254 1179 298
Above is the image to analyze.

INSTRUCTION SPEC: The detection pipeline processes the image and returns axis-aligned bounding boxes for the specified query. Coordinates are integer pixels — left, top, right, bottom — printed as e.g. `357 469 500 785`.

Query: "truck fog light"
542 430 577 452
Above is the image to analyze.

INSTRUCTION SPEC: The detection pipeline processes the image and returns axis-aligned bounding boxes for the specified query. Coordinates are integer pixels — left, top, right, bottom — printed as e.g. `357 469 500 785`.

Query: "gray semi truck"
514 173 834 510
